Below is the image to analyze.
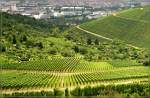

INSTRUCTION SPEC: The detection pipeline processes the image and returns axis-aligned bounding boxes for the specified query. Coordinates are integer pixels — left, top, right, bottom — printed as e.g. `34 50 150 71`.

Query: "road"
76 25 141 49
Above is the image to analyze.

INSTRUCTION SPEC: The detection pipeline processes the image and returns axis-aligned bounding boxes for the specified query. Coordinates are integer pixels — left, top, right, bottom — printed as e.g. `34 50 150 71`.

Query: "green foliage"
0 12 52 32
3 91 53 97
2 83 150 97
70 84 150 96
87 38 92 45
1 12 80 61
51 27 61 37
1 58 149 89
66 26 150 61
118 6 150 22
65 88 69 96
36 42 44 49
61 49 75 57
94 39 100 45
109 60 142 67
80 6 150 48
20 34 27 42
0 43 6 52
54 88 64 96
1 11 149 63
1 7 150 98
70 87 82 96
143 60 150 66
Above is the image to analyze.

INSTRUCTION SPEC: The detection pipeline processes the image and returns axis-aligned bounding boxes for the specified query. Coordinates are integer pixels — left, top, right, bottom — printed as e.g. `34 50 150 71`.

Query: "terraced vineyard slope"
80 6 150 48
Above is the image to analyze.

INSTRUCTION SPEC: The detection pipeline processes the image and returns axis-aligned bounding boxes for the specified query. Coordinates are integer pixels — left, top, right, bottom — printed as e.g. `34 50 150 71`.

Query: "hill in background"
0 11 149 63
80 6 150 48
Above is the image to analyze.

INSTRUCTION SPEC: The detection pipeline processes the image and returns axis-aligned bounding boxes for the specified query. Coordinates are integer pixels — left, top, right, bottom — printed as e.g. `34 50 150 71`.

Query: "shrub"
53 88 64 96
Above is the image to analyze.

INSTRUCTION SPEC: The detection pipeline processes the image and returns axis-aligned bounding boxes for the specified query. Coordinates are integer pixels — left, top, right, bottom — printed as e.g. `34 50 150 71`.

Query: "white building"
53 12 63 17
10 4 17 11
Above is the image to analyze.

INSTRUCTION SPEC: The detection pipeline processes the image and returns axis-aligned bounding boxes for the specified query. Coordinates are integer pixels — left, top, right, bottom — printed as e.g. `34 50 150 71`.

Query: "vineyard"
1 5 150 97
80 6 150 48
1 57 149 94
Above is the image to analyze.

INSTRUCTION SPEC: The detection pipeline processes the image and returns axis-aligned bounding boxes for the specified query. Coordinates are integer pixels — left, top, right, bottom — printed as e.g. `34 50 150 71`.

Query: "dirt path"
76 25 141 49
76 25 113 41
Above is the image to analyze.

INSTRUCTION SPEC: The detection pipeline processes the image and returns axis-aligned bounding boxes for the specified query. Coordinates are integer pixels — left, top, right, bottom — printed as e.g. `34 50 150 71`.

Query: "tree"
87 38 92 45
83 86 93 96
20 34 27 42
49 48 57 55
143 60 150 66
94 39 99 45
39 42 43 49
52 27 60 37
36 42 44 49
12 35 17 44
0 43 6 52
26 40 34 48
61 49 75 57
141 49 150 66
65 34 72 40
54 88 64 96
73 46 79 53
65 88 69 96
70 87 82 96
79 47 88 55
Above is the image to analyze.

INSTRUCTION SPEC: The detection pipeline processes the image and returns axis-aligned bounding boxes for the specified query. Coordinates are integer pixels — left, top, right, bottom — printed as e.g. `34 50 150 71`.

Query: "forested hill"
0 12 149 64
0 12 76 62
1 12 51 33
0 12 71 33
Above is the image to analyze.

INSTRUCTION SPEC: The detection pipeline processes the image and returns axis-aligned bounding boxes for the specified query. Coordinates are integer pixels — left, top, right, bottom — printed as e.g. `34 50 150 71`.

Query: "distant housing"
1 0 149 19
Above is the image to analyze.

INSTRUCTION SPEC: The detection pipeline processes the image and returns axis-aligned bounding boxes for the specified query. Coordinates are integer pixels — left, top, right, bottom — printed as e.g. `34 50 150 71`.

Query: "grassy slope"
118 6 150 22
80 6 150 48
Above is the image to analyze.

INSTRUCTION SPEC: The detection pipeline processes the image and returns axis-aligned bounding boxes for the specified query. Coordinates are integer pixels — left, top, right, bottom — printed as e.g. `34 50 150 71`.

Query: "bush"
0 43 6 52
70 87 82 96
65 88 69 96
49 48 57 55
61 49 75 57
143 60 150 66
53 88 64 96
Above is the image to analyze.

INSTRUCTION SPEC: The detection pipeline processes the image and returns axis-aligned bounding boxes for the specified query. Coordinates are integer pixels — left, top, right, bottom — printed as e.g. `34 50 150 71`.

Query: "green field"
1 58 149 94
80 6 150 48
1 6 150 97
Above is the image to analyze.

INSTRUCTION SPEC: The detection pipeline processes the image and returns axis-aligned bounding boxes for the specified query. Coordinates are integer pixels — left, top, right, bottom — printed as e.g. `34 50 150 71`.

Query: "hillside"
1 9 150 97
0 12 76 63
118 6 150 22
80 6 150 48
0 12 149 63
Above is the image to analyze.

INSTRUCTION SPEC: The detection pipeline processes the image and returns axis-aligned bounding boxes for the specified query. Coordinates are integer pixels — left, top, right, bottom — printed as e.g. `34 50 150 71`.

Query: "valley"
0 5 150 97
